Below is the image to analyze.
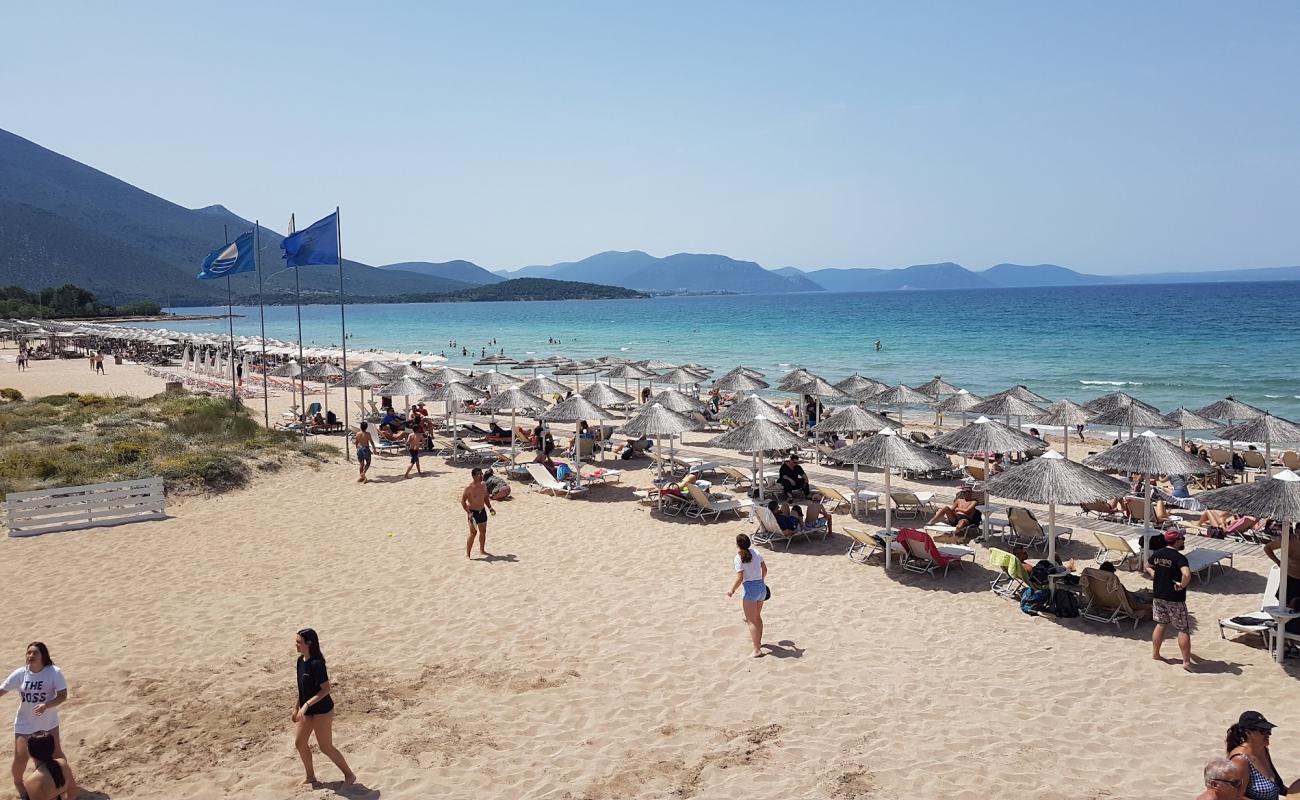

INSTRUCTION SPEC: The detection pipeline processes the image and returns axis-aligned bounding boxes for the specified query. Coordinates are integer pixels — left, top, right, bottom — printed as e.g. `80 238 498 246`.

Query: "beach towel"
989 549 1034 585
895 528 958 566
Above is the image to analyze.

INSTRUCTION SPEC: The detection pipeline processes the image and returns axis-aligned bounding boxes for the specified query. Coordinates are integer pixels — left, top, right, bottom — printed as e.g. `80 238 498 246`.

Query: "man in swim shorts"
404 424 423 478
927 488 983 537
461 468 495 558
354 421 374 483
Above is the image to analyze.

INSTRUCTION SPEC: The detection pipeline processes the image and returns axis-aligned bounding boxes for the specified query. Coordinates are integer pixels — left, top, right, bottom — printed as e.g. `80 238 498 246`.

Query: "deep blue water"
137 281 1300 419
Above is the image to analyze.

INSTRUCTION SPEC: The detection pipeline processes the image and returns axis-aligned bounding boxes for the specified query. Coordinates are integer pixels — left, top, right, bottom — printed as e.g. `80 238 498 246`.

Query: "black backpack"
1049 589 1080 618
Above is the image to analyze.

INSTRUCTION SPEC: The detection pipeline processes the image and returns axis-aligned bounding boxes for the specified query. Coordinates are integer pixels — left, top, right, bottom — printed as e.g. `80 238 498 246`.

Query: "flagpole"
254 220 269 429
223 224 238 405
336 206 351 463
290 213 306 435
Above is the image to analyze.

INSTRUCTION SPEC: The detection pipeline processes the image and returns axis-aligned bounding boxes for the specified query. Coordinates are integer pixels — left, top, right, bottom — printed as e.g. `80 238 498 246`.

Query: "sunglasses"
1210 778 1242 789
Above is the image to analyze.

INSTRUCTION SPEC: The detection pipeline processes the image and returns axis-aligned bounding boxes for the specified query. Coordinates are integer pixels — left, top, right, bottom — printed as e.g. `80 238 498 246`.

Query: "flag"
281 210 339 268
198 231 256 279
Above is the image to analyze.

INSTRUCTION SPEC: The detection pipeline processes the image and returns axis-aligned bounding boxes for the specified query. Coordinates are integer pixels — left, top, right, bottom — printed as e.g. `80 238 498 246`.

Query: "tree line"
0 284 162 319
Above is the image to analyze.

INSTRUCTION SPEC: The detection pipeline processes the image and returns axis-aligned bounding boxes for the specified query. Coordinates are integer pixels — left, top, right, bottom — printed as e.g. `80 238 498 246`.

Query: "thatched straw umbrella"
580 381 635 411
425 380 487 434
832 427 951 567
467 370 522 391
477 387 549 456
1162 407 1219 448
1084 391 1160 415
602 363 655 397
706 417 809 500
521 375 572 400
777 368 815 391
713 372 769 393
721 365 766 379
378 375 435 413
636 358 677 371
985 450 1130 561
617 403 700 490
1198 469 1300 663
474 354 517 366
681 363 713 376
270 360 302 378
917 375 962 398
1090 403 1169 443
356 360 395 376
659 367 706 391
791 375 847 430
935 389 983 427
1197 396 1268 462
812 405 891 437
555 361 603 394
392 363 437 380
726 395 789 425
969 394 1043 429
1083 430 1212 562
302 362 344 414
1220 414 1300 478
870 384 932 427
993 384 1050 404
541 395 611 486
932 417 1048 540
649 388 706 414
510 357 550 377
339 367 389 419
1036 399 1094 457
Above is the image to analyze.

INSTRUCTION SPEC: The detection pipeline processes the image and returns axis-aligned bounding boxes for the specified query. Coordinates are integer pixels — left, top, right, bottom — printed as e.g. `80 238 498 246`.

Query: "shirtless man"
461 468 496 558
354 422 375 483
404 424 423 478
1265 525 1300 616
927 488 983 537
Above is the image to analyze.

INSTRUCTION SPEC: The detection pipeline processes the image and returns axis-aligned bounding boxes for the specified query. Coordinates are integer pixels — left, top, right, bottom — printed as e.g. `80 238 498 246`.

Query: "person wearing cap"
777 453 810 500
1226 710 1298 799
1143 530 1195 669
1197 757 1244 800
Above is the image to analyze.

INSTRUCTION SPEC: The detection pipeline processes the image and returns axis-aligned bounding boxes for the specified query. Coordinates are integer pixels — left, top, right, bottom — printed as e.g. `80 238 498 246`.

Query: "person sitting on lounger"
312 412 326 426
1097 560 1154 606
927 488 983 536
485 422 511 444
801 498 833 535
325 409 338 426
777 453 810 499
621 434 651 459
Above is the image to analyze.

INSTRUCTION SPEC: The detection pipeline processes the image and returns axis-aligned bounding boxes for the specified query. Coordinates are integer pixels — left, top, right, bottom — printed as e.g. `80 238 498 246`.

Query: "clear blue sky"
5 2 1298 273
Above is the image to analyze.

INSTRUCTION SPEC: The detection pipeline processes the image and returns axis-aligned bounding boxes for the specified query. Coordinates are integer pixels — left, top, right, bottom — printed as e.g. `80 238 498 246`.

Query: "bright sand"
0 355 1297 799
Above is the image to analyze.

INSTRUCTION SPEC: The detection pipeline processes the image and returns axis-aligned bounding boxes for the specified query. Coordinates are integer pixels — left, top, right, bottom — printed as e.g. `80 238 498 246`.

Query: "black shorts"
469 508 488 525
955 509 982 526
409 449 420 464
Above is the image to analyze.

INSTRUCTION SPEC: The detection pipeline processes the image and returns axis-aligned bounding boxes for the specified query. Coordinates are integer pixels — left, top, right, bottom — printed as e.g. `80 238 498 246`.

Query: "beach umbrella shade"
426 381 487 438
932 416 1050 541
1198 469 1300 663
1090 403 1170 443
602 363 655 395
382 363 429 380
648 388 706 414
917 375 963 398
355 360 396 376
833 427 951 567
617 402 700 489
777 368 815 391
522 375 572 400
985 450 1131 561
726 395 790 425
1220 414 1300 478
969 394 1043 428
1083 430 1213 563
721 365 766 379
659 367 707 388
542 395 611 486
1196 396 1268 462
338 367 389 414
834 373 887 396
580 381 635 410
555 362 602 393
1084 391 1160 416
423 366 470 385
477 387 549 455
713 372 770 393
871 384 933 427
935 390 984 423
1162 407 1219 448
474 354 518 365
467 370 523 391
992 384 1051 404
812 404 891 437
378 375 437 412
1036 399 1095 457
511 358 550 376
706 417 810 501
270 360 303 378
636 358 677 370
681 363 713 375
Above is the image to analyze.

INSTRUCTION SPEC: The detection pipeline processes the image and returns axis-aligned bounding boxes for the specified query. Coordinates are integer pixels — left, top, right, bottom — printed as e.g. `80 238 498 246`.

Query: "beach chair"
571 438 597 460
889 491 931 519
578 465 622 485
988 548 1037 599
1093 531 1141 570
1209 447 1232 468
964 464 986 481
718 465 754 490
1184 547 1233 583
682 484 753 521
306 402 322 417
751 506 814 550
1282 451 1300 471
1218 567 1281 646
844 526 904 564
814 486 852 514
1243 450 1268 475
1225 516 1270 544
1004 507 1073 553
896 528 975 577
525 462 587 497
1079 500 1122 522
1080 567 1153 629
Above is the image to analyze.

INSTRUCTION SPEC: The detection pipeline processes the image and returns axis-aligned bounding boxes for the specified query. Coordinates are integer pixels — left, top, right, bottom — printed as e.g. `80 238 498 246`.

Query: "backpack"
1049 589 1080 618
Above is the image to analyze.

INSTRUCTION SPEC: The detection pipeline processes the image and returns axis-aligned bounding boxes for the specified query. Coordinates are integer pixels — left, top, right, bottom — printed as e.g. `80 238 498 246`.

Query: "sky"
4 2 1299 274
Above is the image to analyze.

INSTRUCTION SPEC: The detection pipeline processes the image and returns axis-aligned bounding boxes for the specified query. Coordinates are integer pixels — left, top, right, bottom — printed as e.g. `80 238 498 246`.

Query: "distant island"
280 278 645 305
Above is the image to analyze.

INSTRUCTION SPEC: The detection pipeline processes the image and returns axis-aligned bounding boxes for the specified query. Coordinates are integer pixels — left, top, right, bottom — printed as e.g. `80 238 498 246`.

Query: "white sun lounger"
1218 566 1280 645
525 463 588 497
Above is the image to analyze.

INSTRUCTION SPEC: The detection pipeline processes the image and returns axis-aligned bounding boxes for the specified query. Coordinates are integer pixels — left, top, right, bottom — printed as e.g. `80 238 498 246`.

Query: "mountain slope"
805 262 995 292
379 260 504 285
980 263 1116 287
500 250 821 293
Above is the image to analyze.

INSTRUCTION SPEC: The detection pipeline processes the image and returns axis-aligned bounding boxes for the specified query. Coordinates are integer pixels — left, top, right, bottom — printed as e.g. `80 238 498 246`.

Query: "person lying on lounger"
927 488 983 536
485 422 512 445
767 500 802 535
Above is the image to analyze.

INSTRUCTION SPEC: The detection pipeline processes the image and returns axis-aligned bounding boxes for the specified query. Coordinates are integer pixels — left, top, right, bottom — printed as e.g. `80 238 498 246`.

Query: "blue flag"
198 231 257 279
281 211 339 267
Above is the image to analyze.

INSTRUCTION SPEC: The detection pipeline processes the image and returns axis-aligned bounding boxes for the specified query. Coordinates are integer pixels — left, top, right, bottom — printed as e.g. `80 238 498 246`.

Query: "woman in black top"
21 731 75 800
292 629 355 785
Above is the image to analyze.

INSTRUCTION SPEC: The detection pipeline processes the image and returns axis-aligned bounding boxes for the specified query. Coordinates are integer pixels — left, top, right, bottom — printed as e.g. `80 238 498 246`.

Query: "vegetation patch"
0 393 333 496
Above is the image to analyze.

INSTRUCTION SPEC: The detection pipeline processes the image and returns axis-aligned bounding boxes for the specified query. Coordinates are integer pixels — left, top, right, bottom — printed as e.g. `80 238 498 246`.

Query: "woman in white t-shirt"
0 642 68 799
726 533 768 658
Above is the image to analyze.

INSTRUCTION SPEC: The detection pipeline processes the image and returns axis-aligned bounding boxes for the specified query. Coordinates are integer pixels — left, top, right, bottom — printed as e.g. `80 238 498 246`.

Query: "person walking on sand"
404 423 423 478
94 353 105 374
20 730 76 800
726 533 767 658
354 422 374 483
1144 530 1195 670
461 467 496 558
292 629 355 786
0 643 68 800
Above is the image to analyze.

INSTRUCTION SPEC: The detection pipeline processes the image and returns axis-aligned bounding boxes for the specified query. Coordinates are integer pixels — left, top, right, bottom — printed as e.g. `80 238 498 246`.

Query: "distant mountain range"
3 126 1297 303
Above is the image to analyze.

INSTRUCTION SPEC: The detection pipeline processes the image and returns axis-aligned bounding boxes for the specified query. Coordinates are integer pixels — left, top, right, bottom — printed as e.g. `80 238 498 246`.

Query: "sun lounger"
683 484 753 521
1184 547 1233 582
813 485 852 513
525 462 587 497
1093 531 1141 570
1080 567 1153 628
988 548 1038 599
718 465 755 490
896 528 975 577
751 506 822 550
889 491 932 519
1079 500 1122 522
1218 566 1281 645
579 466 622 484
1004 507 1073 552
964 464 986 481
844 526 904 564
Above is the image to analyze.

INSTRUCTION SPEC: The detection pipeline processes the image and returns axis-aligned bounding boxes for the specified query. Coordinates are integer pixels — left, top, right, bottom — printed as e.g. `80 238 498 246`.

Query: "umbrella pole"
1279 527 1291 664
1142 480 1154 566
574 422 584 489
510 408 517 459
1266 442 1273 479
884 469 893 568
1062 425 1069 459
1048 502 1057 563
982 454 991 542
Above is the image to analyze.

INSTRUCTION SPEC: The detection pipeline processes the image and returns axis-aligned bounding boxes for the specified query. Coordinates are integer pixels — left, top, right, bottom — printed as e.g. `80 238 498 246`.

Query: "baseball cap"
1239 711 1276 732
1163 530 1185 544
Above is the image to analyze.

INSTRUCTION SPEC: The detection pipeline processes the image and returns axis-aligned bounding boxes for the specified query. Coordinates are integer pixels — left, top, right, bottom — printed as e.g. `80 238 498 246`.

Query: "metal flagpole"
255 220 269 428
290 213 307 436
337 207 350 463
223 224 238 404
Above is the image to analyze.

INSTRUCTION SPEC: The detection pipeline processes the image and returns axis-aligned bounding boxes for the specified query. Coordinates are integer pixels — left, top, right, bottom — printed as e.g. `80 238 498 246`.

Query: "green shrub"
35 393 79 407
0 388 21 402
158 452 249 491
111 440 147 464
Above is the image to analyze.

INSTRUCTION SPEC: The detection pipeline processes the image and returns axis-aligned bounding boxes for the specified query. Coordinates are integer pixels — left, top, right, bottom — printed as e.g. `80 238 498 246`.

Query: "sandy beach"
1 354 1297 800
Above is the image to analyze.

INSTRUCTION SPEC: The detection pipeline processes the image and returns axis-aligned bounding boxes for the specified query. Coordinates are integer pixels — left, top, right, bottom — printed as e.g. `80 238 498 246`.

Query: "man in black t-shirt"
778 454 810 499
1144 530 1194 669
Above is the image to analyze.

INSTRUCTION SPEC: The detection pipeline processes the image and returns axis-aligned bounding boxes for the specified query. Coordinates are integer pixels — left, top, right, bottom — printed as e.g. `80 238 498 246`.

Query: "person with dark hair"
1 643 68 800
292 629 355 786
481 468 511 501
725 533 768 658
21 730 75 800
777 453 810 499
404 423 423 478
461 467 496 559
767 500 801 534
927 488 982 537
1226 711 1299 799
1143 530 1195 669
354 421 374 483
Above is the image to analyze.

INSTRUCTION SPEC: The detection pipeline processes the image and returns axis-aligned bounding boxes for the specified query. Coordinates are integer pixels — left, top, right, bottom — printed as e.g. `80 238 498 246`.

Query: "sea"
139 281 1300 421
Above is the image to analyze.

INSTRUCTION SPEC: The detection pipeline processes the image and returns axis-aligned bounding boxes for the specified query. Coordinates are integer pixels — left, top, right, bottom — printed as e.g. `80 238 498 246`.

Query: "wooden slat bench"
6 477 166 537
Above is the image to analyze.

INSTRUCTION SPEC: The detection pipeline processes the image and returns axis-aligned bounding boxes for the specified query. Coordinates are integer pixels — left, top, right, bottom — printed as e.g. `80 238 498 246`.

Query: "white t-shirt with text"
2 665 67 734
734 548 765 582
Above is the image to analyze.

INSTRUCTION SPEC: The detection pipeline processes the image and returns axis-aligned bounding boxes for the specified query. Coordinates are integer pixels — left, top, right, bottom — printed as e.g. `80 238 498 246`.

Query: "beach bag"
1049 589 1080 618
764 585 772 601
1019 587 1049 616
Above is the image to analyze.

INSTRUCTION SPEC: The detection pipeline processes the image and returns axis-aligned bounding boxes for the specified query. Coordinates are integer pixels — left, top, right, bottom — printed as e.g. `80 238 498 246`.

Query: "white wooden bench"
6 477 166 537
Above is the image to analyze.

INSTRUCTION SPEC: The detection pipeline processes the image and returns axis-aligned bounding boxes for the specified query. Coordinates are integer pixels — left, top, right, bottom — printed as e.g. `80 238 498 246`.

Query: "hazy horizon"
5 2 1299 275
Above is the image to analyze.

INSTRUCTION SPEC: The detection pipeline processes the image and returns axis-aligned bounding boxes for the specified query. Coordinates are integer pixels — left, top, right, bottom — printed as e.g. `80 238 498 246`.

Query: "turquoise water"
143 281 1300 419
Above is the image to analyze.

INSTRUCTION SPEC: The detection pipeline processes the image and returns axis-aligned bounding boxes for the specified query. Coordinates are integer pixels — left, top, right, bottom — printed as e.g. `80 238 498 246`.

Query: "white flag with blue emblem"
198 231 256 280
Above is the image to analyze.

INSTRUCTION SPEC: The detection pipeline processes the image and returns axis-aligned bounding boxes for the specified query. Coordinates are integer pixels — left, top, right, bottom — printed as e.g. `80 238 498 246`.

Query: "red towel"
896 528 958 566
